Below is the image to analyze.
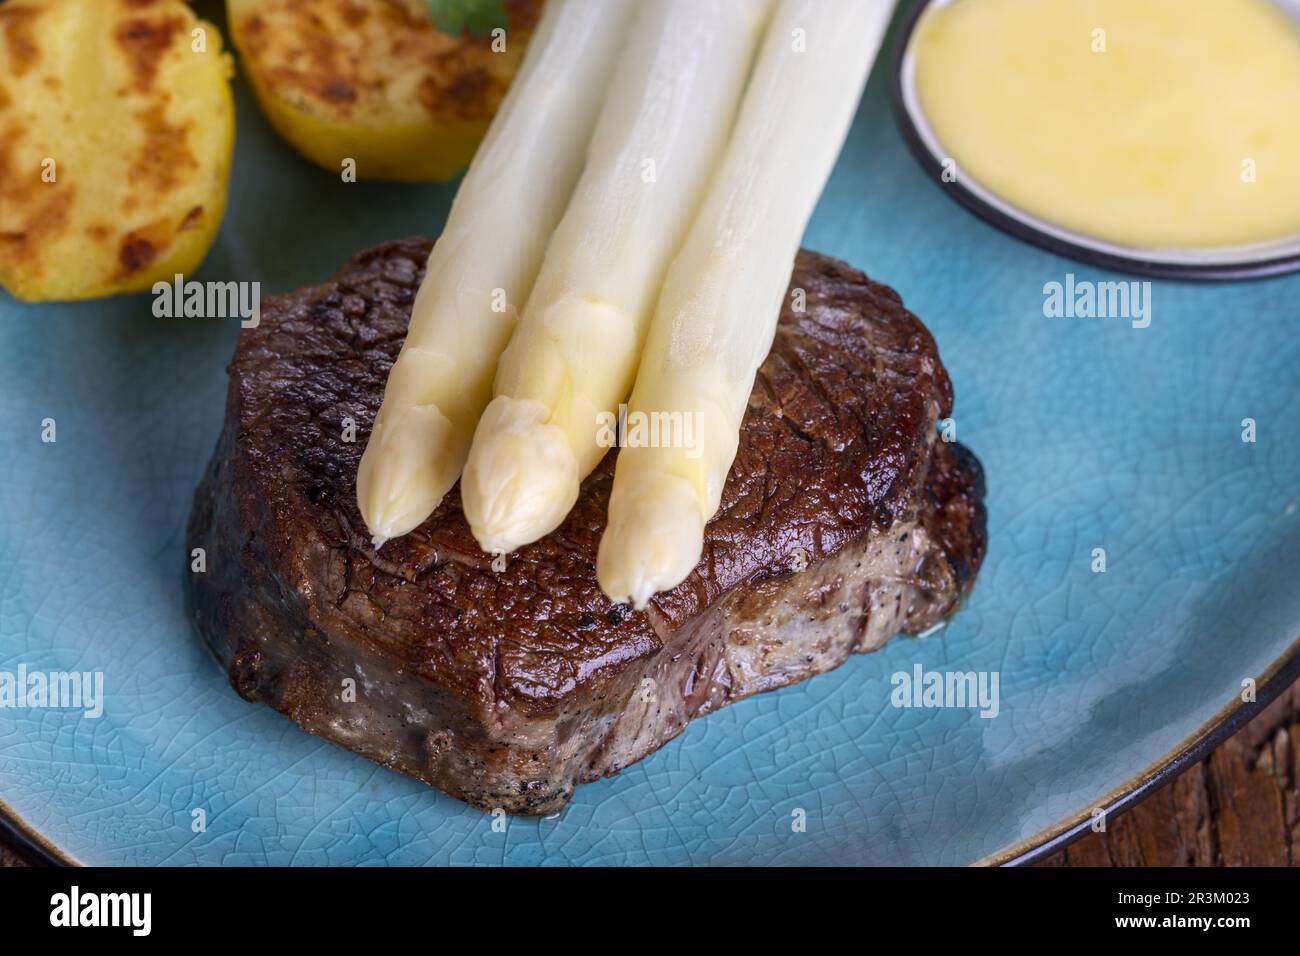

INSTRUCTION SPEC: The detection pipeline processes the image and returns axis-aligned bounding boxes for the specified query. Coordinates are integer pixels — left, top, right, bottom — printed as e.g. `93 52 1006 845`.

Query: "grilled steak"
187 237 986 814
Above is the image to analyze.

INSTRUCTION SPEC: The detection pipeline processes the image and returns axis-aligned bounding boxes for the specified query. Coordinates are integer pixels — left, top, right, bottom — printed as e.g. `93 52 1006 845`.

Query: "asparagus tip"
462 396 581 554
597 471 705 608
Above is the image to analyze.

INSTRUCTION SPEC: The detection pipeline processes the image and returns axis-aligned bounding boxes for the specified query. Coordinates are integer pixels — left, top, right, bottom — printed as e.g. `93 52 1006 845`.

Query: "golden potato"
0 0 234 303
227 0 542 182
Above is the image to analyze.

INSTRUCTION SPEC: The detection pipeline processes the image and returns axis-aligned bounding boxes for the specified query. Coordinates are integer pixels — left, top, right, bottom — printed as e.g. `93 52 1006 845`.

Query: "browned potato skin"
0 0 235 303
228 0 544 182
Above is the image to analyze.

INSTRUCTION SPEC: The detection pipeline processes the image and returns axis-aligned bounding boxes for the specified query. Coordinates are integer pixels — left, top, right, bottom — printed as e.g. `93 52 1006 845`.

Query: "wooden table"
3 681 1297 867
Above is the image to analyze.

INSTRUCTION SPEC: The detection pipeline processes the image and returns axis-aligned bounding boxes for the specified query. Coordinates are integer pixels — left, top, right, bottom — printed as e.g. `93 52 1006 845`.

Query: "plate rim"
887 0 1300 282
983 634 1300 866
5 634 1298 868
0 795 75 866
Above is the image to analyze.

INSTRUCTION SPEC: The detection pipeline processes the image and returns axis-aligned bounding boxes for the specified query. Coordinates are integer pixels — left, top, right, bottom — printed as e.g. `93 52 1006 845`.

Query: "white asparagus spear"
356 0 637 547
597 0 897 609
460 0 774 556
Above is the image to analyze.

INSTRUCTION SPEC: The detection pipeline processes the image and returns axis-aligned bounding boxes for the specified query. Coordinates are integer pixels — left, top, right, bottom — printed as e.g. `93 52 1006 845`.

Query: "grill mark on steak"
187 237 987 814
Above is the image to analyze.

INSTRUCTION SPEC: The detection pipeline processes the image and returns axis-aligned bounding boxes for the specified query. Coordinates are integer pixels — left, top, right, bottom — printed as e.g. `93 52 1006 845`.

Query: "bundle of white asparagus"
358 0 897 607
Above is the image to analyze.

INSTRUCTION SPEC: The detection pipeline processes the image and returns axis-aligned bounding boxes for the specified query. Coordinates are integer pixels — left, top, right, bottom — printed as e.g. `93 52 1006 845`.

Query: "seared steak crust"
187 238 986 813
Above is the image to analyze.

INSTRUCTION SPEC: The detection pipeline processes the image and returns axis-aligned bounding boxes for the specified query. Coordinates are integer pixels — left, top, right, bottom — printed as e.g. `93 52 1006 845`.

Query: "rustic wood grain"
2 682 1297 867
0 841 29 867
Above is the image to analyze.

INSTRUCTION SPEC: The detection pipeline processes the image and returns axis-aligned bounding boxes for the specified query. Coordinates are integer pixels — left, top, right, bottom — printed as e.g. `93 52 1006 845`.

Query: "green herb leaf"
426 0 510 37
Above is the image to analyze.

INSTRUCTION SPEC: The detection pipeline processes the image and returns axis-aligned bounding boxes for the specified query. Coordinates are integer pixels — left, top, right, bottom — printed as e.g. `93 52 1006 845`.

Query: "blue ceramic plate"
1 10 1298 866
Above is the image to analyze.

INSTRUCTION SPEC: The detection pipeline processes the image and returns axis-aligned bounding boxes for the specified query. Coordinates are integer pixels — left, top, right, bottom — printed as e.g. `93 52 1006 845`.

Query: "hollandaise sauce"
912 0 1300 249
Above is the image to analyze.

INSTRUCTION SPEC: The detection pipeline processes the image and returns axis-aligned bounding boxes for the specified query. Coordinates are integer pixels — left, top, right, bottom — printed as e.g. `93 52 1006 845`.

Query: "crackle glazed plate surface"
2 12 1299 867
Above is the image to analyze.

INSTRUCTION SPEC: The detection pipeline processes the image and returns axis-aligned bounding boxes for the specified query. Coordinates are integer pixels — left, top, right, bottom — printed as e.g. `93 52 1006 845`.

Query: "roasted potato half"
227 0 542 182
0 0 234 303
